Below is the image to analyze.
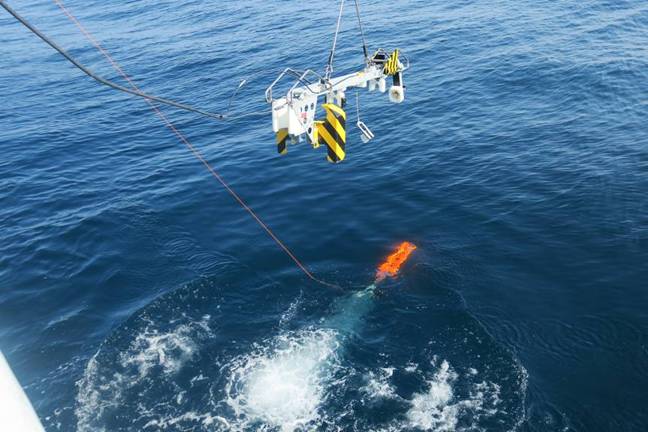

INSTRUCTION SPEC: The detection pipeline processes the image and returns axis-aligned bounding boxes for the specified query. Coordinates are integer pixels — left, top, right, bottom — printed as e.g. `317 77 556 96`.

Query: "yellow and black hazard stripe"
312 121 323 149
276 128 288 155
316 103 346 163
383 49 400 76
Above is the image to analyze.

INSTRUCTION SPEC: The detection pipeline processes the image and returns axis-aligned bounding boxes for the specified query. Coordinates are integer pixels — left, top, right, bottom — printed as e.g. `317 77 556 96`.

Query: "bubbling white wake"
219 286 510 432
74 287 522 431
221 287 381 431
224 328 342 432
406 360 460 431
362 360 505 432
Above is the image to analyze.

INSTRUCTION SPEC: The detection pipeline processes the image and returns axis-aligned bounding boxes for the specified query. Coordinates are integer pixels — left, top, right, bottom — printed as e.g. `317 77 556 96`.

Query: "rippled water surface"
1 0 648 431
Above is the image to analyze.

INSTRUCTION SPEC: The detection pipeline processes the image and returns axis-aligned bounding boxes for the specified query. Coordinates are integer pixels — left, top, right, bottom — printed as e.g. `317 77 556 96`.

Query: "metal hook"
355 92 374 143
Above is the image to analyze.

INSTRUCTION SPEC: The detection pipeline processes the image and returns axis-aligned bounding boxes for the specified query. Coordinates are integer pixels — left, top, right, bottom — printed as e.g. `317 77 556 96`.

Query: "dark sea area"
1 0 648 430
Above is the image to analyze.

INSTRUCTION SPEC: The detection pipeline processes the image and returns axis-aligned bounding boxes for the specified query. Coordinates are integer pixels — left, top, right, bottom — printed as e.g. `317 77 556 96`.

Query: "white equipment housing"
266 51 408 147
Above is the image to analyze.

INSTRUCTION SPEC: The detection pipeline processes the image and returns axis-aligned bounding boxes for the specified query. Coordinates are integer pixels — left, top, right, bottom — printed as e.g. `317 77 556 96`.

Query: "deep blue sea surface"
2 0 648 430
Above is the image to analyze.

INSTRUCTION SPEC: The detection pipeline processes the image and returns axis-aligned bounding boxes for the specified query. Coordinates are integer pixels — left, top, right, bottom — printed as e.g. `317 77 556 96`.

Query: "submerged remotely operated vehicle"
265 0 409 163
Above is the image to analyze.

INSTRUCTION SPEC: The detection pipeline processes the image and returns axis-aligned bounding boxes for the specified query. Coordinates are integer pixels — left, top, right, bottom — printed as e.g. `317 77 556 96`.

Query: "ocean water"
1 0 648 431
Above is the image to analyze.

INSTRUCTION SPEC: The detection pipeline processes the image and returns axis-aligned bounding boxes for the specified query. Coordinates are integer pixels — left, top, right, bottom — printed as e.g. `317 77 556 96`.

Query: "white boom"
265 49 409 162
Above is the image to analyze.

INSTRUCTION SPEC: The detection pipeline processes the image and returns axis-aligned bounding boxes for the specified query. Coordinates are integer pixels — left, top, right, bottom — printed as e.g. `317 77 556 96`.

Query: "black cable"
1 1 237 121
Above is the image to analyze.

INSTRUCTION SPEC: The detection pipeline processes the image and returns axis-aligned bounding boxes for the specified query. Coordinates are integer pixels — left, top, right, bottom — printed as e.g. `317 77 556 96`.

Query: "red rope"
52 0 337 288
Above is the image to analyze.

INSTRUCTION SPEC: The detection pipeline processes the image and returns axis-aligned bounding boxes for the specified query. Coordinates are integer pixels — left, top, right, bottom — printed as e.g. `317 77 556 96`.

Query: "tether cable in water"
0 1 268 121
2 0 338 289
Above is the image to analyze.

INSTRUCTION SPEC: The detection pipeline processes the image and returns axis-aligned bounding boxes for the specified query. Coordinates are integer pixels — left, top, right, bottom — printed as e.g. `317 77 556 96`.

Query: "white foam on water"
361 367 398 401
224 328 342 432
75 316 211 431
120 321 198 377
142 410 224 430
361 360 507 432
406 360 458 431
404 362 419 373
279 292 302 328
405 360 503 431
75 354 124 432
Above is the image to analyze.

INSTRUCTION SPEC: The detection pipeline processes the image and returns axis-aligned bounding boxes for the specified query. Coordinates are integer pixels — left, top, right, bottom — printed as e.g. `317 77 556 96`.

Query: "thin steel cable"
51 0 342 290
353 0 369 61
4 0 337 289
325 0 346 81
